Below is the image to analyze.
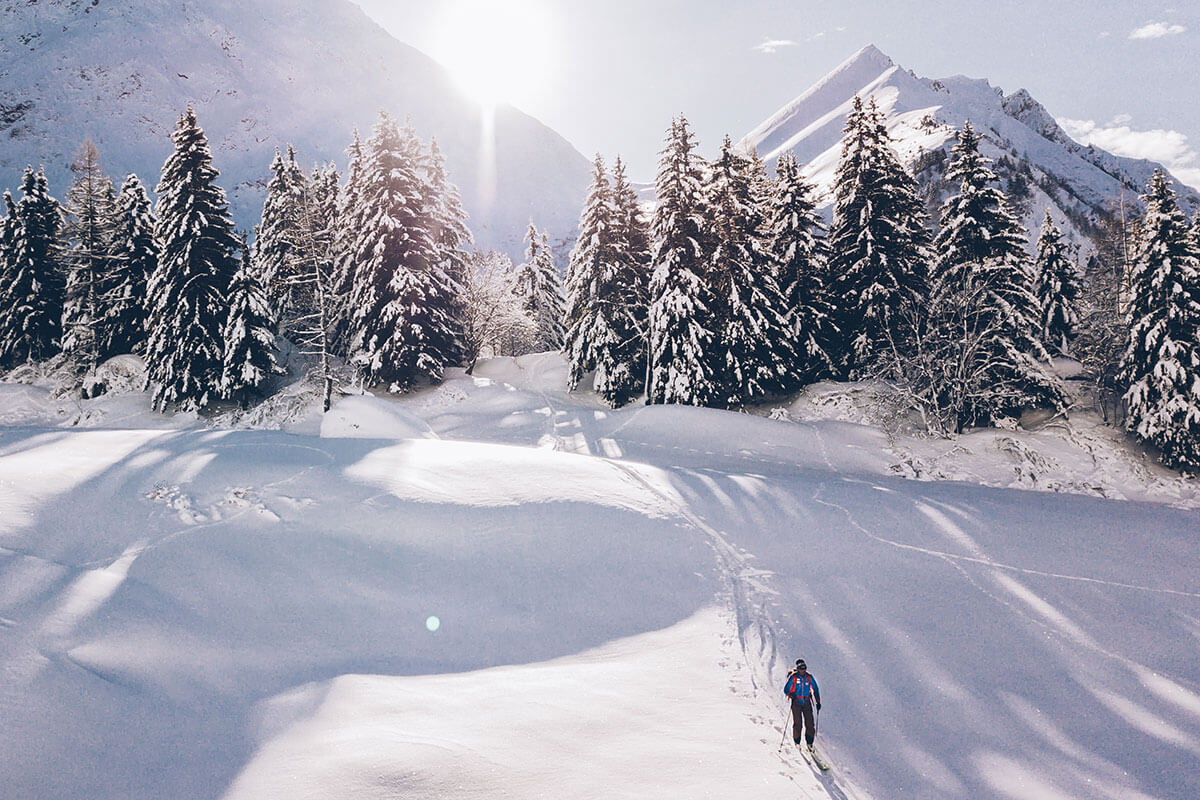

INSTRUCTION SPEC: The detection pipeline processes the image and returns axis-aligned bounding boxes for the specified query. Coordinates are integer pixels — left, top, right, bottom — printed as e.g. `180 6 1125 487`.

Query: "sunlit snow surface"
1 353 1198 800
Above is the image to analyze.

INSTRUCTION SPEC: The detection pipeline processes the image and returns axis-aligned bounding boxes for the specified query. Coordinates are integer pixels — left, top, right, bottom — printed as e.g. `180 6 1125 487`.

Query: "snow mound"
319 395 437 440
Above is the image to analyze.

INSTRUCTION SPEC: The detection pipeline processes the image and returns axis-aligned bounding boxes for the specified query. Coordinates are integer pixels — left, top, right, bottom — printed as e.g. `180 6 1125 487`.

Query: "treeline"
564 97 1200 469
0 108 566 411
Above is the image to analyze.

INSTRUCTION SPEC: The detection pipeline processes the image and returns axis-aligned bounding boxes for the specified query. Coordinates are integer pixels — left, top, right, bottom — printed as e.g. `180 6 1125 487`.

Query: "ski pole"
777 704 792 752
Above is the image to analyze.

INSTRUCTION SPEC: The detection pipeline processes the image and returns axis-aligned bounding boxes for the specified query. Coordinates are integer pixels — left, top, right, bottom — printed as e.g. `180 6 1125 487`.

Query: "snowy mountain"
0 0 590 259
1 354 1199 800
741 44 1200 254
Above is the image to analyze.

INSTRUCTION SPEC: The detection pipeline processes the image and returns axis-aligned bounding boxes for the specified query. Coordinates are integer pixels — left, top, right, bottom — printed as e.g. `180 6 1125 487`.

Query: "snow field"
1 352 1199 799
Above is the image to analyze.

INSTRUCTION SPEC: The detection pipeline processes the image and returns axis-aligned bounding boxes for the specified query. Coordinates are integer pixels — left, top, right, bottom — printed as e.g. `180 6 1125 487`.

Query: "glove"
816 702 822 711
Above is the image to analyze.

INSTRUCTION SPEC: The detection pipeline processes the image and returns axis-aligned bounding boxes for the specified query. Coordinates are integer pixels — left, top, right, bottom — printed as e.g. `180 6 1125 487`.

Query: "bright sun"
432 0 553 109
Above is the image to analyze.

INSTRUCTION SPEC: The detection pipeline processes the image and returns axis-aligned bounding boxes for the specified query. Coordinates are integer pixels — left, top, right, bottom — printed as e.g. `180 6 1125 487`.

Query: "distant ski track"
810 483 1200 600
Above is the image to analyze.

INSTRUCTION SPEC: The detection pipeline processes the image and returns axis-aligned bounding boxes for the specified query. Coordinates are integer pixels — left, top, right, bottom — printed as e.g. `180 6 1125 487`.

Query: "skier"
784 657 821 751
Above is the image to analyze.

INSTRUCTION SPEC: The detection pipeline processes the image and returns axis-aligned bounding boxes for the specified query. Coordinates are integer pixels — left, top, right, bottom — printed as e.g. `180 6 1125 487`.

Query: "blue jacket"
785 671 820 705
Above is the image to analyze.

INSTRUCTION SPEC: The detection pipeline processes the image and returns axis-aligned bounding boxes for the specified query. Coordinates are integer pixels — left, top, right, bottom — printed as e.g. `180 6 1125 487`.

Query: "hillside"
1 354 1198 799
0 0 590 259
740 45 1200 255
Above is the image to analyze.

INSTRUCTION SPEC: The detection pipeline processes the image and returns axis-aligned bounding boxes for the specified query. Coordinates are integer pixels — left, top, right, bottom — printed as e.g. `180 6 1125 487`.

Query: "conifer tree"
0 167 65 368
1032 210 1081 356
768 151 837 385
103 174 158 357
646 116 719 406
254 145 308 329
827 96 930 378
424 137 471 365
346 114 460 390
61 140 117 368
1121 170 1200 469
930 121 1062 424
289 163 342 412
564 157 617 391
328 130 365 356
515 222 567 350
705 135 796 405
221 236 280 408
0 192 21 368
144 107 241 411
599 155 651 404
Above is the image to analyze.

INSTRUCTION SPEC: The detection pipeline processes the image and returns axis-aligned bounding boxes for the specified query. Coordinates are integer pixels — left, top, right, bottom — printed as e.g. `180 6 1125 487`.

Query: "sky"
351 1 1200 187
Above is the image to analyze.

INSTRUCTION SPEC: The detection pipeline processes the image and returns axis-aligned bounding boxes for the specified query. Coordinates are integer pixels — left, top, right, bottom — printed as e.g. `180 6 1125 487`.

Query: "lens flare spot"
425 615 441 632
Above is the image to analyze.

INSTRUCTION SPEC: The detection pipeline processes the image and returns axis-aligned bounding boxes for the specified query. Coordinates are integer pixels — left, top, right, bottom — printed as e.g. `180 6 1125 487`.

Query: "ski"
799 743 831 771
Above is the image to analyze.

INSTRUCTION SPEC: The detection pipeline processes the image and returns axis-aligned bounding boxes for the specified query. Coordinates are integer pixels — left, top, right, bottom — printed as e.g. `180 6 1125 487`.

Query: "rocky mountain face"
740 44 1200 255
0 0 591 260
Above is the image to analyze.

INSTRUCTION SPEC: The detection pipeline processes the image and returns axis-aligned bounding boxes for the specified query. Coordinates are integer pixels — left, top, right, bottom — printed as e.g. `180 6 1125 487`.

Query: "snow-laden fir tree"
102 174 157 357
1120 170 1200 469
705 136 797 405
827 96 930 378
328 129 366 356
346 114 461 391
646 116 719 406
563 154 647 407
564 156 616 389
425 136 472 329
515 222 566 351
0 167 65 368
768 151 837 385
599 155 651 403
221 235 280 408
1032 209 1081 356
0 192 21 368
254 145 308 330
930 121 1063 424
61 140 117 368
144 107 241 411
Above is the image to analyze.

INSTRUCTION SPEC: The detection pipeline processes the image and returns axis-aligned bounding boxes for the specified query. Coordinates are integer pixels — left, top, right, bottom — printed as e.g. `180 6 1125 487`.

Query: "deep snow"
1 353 1198 799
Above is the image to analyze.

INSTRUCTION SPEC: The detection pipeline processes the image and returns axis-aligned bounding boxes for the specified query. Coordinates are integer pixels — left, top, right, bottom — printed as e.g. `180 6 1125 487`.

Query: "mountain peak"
843 43 895 71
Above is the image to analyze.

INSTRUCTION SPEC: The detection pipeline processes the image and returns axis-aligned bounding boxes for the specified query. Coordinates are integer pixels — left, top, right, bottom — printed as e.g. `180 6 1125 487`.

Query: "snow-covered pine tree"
424 136 471 364
61 140 117 369
102 174 158 357
564 156 615 384
930 121 1063 425
346 114 461 391
827 96 930 379
705 135 797 406
768 151 837 385
144 107 241 411
646 116 719 406
0 192 20 368
515 222 567 351
0 167 65 368
1120 170 1200 469
599 155 651 404
563 154 649 407
220 235 279 408
1032 209 1081 357
253 145 308 331
328 129 365 356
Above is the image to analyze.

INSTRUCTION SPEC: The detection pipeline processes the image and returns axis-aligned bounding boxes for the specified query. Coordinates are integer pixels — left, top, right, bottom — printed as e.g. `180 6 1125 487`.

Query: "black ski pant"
791 698 816 746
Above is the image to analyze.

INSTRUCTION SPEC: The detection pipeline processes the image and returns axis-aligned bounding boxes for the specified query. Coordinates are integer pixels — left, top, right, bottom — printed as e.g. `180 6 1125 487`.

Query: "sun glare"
433 0 554 110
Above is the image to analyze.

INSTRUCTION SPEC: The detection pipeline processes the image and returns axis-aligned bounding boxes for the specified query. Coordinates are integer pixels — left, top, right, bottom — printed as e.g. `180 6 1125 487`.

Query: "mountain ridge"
0 0 591 260
740 44 1200 253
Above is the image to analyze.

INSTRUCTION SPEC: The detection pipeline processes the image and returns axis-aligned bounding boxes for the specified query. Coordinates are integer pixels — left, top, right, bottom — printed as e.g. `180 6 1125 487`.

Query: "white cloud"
1129 21 1186 39
753 38 797 54
1059 116 1200 191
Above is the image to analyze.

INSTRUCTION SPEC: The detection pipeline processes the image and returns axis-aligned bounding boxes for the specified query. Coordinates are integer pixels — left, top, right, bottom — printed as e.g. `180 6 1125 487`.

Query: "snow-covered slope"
741 45 1200 254
0 0 590 259
2 355 1199 800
